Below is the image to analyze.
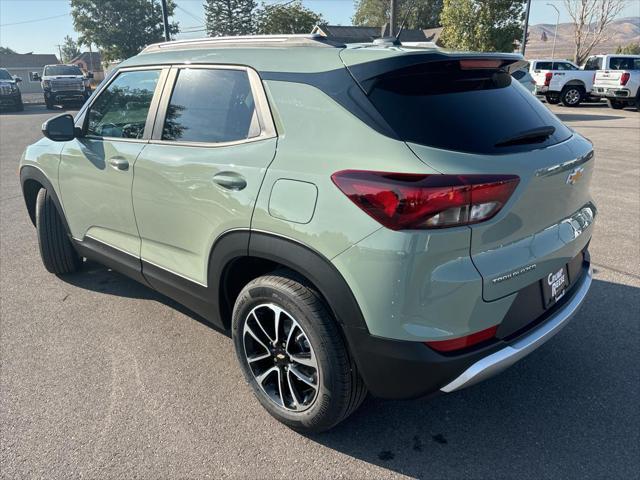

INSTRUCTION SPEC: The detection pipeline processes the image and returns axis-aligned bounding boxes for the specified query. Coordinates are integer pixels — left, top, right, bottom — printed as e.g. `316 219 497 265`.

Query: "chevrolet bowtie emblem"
566 167 584 185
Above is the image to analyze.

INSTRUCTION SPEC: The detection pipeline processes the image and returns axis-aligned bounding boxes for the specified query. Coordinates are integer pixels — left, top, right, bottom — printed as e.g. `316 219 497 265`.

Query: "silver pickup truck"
592 55 640 110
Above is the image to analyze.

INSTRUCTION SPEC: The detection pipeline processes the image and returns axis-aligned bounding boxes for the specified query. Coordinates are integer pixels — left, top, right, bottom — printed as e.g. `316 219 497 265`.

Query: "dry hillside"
525 16 639 62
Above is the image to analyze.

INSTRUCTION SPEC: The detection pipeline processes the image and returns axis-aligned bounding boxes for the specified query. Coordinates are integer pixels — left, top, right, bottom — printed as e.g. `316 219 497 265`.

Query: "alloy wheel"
565 88 581 105
242 303 319 412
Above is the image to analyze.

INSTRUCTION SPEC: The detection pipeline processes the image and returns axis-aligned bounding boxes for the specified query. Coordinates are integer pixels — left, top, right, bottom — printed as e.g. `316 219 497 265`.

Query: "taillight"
425 325 498 352
331 170 519 230
620 72 630 86
544 72 553 86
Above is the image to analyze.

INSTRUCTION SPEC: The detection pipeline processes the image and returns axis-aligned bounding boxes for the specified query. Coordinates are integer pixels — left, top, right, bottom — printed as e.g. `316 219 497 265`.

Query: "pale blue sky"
1 0 639 54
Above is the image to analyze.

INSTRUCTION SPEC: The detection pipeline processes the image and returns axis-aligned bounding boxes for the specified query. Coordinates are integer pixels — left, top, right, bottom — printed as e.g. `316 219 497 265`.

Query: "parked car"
511 67 536 93
0 68 24 111
19 36 595 432
591 55 640 110
32 64 92 109
530 58 598 107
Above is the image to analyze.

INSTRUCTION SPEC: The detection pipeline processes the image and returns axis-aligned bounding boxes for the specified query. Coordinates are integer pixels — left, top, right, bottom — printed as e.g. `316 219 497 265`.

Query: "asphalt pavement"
1 102 639 479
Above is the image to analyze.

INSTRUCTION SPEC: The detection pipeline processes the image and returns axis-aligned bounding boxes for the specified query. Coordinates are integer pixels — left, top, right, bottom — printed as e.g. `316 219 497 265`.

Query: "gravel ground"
1 102 639 479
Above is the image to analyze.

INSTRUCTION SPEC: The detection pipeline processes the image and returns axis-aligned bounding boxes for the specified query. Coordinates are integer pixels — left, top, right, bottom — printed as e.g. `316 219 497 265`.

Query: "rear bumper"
592 87 632 98
441 265 592 392
344 261 592 400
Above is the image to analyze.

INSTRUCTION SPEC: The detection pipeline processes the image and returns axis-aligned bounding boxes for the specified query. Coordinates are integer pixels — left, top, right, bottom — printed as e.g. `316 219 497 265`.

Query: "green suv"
19 35 595 432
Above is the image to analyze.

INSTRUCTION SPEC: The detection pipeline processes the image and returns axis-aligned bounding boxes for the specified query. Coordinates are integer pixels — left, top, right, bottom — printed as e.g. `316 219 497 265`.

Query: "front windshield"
0 69 12 80
44 65 83 76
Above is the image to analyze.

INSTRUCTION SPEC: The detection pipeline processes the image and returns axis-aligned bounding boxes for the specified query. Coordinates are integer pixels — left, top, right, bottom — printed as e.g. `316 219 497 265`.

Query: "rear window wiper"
495 126 556 148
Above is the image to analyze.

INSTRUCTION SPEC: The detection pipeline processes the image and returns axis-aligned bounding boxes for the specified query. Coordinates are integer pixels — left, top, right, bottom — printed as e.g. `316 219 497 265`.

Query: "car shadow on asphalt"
59 260 230 337
304 277 639 478
57 265 638 478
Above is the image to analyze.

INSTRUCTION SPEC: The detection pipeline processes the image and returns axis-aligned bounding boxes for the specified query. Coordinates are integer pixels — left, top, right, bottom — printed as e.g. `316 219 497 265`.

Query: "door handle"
108 156 129 171
213 172 247 191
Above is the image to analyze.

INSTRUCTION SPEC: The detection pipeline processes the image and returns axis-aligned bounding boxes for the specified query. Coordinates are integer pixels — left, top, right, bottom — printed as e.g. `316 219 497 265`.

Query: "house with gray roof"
0 53 59 93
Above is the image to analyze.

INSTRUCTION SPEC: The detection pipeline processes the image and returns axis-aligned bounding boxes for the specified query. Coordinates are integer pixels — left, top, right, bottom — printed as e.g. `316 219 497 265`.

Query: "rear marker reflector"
425 325 499 353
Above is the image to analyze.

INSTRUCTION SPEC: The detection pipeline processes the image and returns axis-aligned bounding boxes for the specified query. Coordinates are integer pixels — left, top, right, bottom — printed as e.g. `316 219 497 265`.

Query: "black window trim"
78 65 170 143
149 64 277 148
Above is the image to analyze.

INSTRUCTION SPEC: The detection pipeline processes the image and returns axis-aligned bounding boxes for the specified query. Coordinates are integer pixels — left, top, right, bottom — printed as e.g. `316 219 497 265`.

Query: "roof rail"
142 34 344 53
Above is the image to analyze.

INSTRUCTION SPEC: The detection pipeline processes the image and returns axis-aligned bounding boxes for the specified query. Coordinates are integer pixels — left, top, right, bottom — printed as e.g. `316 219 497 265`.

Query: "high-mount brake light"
544 72 553 86
459 59 503 70
620 72 630 86
331 171 519 231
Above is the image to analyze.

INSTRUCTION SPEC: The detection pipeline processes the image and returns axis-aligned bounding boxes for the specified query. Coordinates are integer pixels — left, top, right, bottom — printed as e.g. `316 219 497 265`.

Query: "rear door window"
367 60 572 155
535 61 553 70
161 68 259 143
556 62 577 71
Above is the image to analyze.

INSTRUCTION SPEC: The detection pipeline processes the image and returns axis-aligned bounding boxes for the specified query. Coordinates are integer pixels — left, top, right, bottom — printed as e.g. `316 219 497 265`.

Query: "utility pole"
547 3 560 62
160 0 171 42
521 0 532 56
389 0 398 37
55 44 63 63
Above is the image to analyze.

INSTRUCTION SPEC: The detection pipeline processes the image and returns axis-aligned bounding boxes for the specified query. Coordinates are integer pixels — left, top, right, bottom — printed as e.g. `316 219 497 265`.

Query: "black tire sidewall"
546 94 560 104
232 276 351 432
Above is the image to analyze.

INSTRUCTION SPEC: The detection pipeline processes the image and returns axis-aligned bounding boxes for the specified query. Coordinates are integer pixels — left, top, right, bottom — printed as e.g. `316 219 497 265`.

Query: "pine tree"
61 36 81 63
204 0 257 37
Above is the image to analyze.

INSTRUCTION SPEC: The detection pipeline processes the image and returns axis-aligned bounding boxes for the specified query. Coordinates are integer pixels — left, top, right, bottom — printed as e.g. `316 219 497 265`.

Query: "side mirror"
14 76 22 83
86 72 94 79
42 114 76 142
32 72 41 81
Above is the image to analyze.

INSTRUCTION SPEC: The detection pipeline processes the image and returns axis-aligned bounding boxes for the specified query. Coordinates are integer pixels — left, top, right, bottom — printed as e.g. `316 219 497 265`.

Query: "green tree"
0 46 17 54
255 1 324 35
615 42 640 55
71 0 179 63
61 36 81 63
204 0 256 37
440 0 525 52
353 0 443 29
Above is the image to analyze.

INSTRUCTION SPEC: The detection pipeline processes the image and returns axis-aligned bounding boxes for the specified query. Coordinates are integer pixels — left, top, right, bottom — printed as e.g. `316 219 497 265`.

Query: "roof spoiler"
344 52 525 94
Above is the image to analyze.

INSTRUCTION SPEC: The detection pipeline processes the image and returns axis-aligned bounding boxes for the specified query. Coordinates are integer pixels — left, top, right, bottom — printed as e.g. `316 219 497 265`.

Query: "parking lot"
1 102 638 479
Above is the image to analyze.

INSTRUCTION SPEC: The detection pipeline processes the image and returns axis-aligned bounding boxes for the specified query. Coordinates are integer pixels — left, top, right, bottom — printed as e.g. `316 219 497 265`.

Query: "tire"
45 99 54 109
232 270 367 433
545 93 560 105
35 188 81 274
607 98 625 110
15 99 24 112
560 86 584 107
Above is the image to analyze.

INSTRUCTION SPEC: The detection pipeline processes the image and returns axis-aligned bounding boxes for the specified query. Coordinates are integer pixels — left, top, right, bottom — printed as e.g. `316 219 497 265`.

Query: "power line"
0 12 70 27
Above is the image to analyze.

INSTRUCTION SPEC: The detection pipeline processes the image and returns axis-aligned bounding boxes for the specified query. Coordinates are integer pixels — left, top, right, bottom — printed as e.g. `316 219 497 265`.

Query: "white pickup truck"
591 55 640 110
530 58 598 107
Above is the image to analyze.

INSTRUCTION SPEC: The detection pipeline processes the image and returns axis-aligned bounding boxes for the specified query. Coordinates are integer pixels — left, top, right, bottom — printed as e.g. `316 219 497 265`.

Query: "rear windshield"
608 57 640 70
44 65 83 76
367 60 572 155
